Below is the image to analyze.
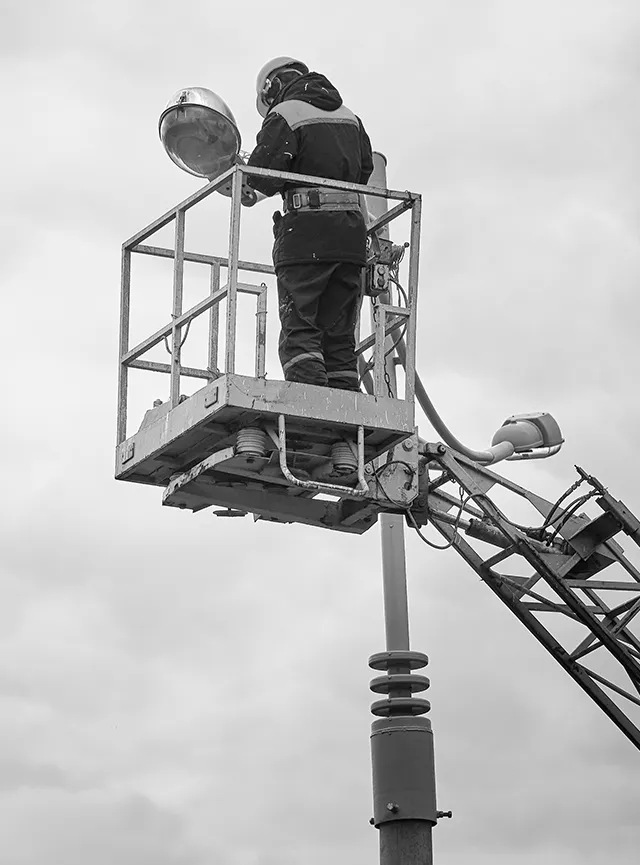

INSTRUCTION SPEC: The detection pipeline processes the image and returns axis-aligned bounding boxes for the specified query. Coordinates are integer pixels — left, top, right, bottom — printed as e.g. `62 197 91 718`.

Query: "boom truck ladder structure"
116 160 640 863
413 446 640 749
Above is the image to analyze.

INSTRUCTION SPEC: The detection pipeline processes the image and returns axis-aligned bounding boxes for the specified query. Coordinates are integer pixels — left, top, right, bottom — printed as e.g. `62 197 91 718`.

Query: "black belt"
284 187 361 213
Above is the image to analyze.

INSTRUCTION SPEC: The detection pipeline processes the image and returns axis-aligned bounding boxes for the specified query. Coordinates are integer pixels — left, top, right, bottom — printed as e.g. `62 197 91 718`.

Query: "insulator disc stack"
331 441 357 474
235 427 267 457
369 650 431 717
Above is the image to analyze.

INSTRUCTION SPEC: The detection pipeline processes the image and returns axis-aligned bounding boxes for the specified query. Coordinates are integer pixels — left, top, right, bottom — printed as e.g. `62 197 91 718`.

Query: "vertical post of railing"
373 302 387 396
170 210 186 408
366 154 393 399
255 284 267 378
117 246 131 444
225 166 243 374
208 261 221 379
404 197 421 404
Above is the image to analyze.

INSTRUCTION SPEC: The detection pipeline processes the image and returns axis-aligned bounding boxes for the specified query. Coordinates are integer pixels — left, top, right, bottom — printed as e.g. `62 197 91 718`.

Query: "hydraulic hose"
395 339 514 465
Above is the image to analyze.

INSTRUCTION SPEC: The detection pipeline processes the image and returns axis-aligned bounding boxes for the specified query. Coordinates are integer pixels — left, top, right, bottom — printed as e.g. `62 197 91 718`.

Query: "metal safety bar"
268 416 369 499
117 164 421 445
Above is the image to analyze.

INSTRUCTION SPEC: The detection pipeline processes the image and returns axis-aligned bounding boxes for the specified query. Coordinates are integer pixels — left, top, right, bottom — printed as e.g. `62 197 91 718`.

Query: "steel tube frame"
132 244 275 275
255 285 267 378
356 315 406 356
129 359 212 379
225 170 243 374
404 198 422 406
117 247 131 444
424 443 640 748
170 210 186 408
122 283 261 366
431 514 640 749
122 164 414 252
209 262 221 378
273 416 369 498
118 164 421 444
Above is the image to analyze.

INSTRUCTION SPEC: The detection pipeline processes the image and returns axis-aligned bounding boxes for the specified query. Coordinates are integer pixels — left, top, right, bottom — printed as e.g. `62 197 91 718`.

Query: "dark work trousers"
276 262 362 390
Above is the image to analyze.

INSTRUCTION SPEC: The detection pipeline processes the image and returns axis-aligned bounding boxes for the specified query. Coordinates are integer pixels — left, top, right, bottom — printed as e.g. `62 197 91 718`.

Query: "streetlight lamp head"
492 412 564 458
159 87 241 180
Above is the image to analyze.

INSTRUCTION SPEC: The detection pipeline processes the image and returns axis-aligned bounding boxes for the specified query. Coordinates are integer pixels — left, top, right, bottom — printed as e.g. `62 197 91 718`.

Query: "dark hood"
270 72 343 112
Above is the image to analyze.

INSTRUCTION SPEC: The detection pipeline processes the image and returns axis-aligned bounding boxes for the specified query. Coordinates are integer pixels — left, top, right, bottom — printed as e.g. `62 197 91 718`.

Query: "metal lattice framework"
117 163 421 445
115 165 426 534
413 443 640 749
115 163 640 751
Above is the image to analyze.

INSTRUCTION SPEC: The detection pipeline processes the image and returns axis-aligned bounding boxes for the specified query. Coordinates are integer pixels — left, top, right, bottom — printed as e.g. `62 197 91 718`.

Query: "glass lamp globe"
159 87 241 180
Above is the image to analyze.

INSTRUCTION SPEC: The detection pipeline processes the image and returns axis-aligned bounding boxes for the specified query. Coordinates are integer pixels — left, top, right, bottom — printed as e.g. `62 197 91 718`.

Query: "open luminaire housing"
159 87 241 180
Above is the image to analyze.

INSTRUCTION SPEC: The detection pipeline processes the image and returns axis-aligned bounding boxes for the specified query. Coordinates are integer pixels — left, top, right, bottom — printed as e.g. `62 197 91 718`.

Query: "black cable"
443 485 598 547
406 490 468 551
372 461 416 508
385 323 408 358
407 509 455 549
358 321 407 385
541 478 585 528
163 318 192 354
546 492 598 544
390 275 409 308
405 480 468 551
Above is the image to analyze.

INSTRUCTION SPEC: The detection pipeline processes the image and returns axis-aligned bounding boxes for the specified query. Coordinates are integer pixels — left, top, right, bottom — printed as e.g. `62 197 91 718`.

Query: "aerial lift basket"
115 164 423 532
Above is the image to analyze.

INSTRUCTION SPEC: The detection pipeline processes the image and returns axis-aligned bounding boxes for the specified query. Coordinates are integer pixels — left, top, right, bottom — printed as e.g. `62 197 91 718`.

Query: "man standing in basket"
246 57 374 391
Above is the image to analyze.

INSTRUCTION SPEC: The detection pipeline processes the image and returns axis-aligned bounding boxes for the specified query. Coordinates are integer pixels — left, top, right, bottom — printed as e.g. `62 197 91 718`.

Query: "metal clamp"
266 415 369 498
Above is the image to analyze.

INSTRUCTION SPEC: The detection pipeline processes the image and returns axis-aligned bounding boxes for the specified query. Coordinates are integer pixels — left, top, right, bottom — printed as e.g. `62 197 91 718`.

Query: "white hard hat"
255 56 308 117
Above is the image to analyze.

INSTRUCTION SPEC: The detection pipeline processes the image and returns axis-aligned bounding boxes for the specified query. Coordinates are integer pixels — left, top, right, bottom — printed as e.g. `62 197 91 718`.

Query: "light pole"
367 154 439 865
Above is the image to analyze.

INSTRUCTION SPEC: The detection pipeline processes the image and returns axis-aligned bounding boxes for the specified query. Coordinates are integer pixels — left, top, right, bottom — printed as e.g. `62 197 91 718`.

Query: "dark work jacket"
247 72 374 267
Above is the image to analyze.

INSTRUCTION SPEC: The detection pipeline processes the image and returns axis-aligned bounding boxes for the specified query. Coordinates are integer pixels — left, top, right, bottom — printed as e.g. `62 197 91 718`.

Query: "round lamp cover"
159 88 241 179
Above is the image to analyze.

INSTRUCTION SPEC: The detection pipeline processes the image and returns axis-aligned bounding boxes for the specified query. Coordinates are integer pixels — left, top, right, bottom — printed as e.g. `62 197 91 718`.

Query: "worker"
246 57 374 391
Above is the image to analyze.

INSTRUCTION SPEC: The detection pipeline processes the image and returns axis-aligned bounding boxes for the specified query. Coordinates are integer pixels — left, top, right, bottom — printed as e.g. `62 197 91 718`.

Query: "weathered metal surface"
379 821 433 865
208 262 221 377
117 247 131 444
371 717 437 827
117 164 422 536
255 286 267 378
225 171 242 374
380 515 410 651
163 475 382 534
115 374 414 484
273 416 370 498
419 442 640 750
170 210 186 408
129 359 213 380
403 198 422 406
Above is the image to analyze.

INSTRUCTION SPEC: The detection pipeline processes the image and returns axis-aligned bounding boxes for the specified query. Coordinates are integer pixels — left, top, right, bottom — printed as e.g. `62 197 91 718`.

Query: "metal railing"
117 164 421 445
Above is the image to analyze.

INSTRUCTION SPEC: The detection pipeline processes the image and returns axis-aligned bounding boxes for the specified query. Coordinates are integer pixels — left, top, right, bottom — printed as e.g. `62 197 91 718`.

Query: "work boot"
285 358 328 387
327 372 360 391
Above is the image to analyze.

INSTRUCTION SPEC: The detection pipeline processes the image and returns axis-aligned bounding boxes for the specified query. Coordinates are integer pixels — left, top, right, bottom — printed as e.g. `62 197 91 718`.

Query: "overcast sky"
2 1 640 862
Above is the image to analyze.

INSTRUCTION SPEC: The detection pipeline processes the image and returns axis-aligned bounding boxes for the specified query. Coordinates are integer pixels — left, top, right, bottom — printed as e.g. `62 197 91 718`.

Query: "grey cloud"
2 1 640 863
0 790 209 865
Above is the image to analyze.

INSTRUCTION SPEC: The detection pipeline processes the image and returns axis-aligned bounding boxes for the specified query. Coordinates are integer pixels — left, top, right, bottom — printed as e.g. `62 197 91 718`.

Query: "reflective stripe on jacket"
247 72 374 267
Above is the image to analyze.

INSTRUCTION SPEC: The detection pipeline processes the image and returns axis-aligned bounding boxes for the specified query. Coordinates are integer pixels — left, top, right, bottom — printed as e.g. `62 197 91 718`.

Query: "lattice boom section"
410 444 640 750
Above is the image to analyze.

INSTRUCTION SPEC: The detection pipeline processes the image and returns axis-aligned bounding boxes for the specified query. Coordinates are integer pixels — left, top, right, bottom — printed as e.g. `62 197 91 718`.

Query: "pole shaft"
380 821 433 865
381 514 410 651
368 153 436 865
